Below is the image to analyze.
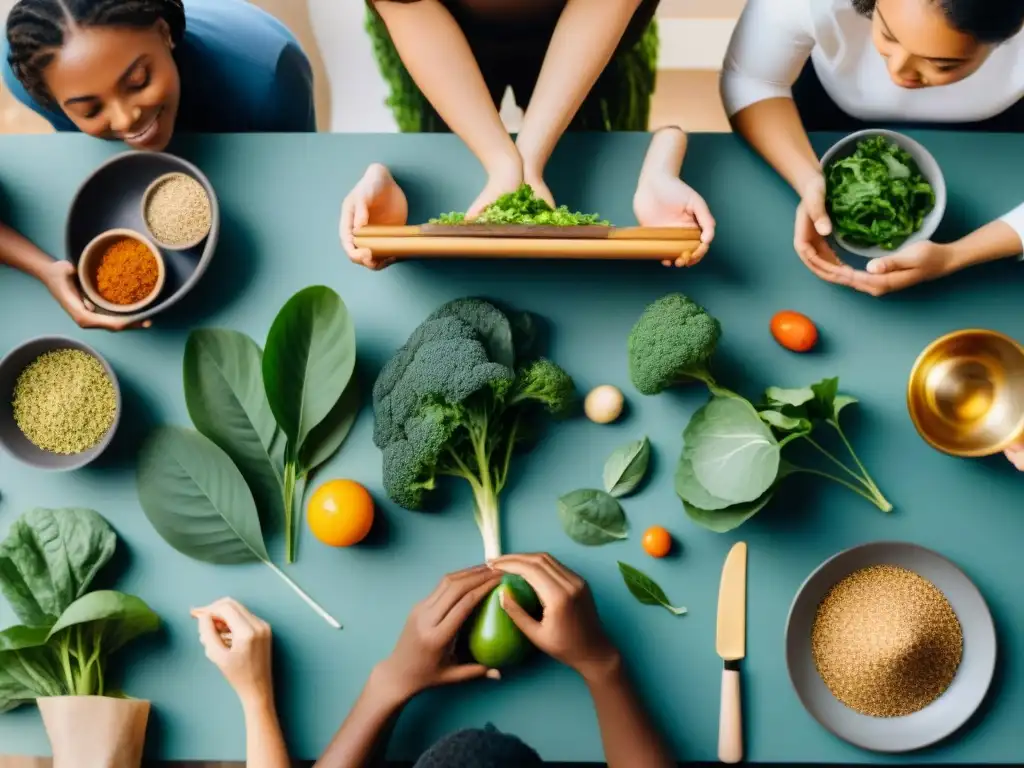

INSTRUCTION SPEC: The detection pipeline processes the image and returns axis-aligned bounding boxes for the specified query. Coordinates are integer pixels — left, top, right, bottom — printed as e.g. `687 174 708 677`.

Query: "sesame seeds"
12 349 117 455
144 172 212 247
811 565 963 718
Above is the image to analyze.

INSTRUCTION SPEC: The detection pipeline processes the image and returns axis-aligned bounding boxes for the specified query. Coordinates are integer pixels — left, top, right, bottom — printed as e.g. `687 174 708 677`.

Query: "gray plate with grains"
65 150 219 323
785 541 996 753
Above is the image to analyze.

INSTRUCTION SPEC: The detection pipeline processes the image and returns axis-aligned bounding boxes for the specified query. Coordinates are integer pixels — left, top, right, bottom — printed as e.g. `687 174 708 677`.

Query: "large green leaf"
0 508 116 628
674 454 735 512
184 329 284 527
0 626 61 710
299 375 361 475
48 591 160 655
681 462 797 533
136 426 269 564
262 286 356 448
683 396 780 504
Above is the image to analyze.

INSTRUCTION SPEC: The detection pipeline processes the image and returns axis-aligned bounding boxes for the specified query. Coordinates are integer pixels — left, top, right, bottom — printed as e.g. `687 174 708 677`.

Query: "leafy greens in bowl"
821 130 945 257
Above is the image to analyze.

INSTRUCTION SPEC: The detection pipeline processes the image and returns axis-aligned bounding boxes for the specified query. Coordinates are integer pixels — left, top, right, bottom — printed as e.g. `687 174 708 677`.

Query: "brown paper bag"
38 696 151 768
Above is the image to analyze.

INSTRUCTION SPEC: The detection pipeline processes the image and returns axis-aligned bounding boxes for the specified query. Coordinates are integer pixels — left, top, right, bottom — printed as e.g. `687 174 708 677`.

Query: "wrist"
239 688 276 719
369 660 418 709
576 649 624 686
482 144 523 183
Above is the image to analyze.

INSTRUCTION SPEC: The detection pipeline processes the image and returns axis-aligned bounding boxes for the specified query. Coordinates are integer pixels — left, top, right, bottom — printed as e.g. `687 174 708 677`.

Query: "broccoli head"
627 293 721 395
372 298 575 560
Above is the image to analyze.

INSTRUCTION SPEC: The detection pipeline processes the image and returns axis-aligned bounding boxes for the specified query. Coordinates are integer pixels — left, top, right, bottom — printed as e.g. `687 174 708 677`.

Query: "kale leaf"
430 184 609 226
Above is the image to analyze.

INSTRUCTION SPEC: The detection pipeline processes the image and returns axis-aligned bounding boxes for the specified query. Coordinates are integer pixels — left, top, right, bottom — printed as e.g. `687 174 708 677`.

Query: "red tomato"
770 310 818 352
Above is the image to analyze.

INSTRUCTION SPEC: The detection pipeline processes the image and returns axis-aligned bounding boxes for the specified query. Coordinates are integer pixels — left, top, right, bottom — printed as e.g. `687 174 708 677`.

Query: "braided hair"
7 0 186 107
852 0 1024 44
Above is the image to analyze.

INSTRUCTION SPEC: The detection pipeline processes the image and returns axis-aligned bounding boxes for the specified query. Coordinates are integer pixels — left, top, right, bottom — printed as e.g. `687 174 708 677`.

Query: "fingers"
1004 444 1024 470
865 250 923 274
436 574 502 638
801 179 832 237
200 597 257 639
499 588 542 642
423 564 492 609
691 199 716 247
194 612 229 661
428 569 501 625
489 553 575 602
438 664 500 685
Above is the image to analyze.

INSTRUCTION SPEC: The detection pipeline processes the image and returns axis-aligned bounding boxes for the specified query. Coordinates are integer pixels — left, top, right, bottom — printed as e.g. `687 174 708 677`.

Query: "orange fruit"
770 310 818 352
307 479 374 547
642 526 672 558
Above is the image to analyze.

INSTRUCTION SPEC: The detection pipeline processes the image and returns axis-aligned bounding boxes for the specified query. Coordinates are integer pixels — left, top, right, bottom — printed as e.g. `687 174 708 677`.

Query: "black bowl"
65 151 219 324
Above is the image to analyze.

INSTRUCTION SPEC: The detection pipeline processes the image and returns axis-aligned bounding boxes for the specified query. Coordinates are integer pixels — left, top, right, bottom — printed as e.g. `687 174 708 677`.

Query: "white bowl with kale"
820 129 946 259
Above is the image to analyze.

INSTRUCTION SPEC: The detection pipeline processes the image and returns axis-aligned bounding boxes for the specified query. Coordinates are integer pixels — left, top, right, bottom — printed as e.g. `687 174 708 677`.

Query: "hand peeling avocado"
468 574 541 668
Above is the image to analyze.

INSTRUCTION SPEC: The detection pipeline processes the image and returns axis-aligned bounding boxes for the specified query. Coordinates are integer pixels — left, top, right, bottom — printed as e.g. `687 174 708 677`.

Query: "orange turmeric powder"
94 237 158 305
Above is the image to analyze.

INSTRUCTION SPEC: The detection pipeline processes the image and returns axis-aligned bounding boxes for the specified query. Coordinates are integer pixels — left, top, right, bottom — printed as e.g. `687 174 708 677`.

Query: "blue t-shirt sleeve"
0 41 78 132
265 40 316 132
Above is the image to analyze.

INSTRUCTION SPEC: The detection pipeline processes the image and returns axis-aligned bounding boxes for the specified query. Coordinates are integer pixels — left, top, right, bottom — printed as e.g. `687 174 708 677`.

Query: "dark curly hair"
853 0 1024 44
6 0 186 107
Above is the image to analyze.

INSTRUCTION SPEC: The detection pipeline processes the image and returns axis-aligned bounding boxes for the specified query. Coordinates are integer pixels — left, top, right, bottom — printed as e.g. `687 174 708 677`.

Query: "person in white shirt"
722 0 1024 470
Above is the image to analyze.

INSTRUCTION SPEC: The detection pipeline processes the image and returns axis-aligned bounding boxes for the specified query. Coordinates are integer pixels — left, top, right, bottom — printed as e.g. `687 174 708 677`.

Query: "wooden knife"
717 542 747 764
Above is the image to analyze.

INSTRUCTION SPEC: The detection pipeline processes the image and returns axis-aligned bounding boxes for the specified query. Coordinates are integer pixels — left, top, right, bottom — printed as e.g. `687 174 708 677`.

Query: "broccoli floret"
627 293 721 395
373 298 575 560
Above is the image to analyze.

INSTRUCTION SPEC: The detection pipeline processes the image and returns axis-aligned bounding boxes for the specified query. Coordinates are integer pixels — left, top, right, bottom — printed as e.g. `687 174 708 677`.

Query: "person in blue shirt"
2 0 315 152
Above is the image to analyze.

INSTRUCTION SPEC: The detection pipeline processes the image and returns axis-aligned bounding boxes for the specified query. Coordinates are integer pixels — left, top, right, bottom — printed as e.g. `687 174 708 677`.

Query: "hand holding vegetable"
192 598 274 706
1004 442 1024 471
374 565 503 703
490 553 620 682
339 163 408 271
633 172 715 267
802 240 960 297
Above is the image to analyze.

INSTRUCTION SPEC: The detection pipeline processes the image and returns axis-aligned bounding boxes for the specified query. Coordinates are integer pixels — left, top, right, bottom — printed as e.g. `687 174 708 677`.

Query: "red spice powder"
94 237 158 305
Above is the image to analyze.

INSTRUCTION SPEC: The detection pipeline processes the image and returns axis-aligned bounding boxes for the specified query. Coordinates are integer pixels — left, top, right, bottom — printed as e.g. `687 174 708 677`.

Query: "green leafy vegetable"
602 437 651 498
263 286 358 563
825 135 936 250
617 562 686 616
430 184 609 226
0 508 116 628
184 329 284 528
557 489 629 545
0 509 159 712
136 426 340 628
679 461 797 533
628 293 721 394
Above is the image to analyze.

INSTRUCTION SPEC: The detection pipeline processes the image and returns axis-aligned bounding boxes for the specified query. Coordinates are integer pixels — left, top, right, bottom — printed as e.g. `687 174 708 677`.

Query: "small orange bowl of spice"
78 228 166 314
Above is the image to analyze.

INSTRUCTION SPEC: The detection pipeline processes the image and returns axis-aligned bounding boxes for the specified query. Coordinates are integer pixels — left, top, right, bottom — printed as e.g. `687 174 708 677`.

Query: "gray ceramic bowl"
786 541 995 753
65 151 219 324
820 129 946 258
0 336 121 470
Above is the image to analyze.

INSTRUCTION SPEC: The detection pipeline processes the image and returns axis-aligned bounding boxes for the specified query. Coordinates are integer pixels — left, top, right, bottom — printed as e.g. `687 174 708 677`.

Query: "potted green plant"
0 507 160 768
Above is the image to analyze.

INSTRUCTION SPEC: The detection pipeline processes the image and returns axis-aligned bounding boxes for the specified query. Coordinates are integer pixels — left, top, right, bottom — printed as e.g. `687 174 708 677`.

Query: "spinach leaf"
834 394 858 420
47 591 160 656
0 626 60 710
136 427 341 629
811 377 839 420
557 489 628 545
758 410 811 433
184 329 284 529
602 437 651 498
684 396 780 504
262 286 356 448
764 386 815 408
617 562 686 616
0 508 115 628
298 375 361 475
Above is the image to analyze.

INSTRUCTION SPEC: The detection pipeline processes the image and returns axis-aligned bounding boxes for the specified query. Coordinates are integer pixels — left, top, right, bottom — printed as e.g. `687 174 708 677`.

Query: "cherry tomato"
642 526 672 558
770 310 818 352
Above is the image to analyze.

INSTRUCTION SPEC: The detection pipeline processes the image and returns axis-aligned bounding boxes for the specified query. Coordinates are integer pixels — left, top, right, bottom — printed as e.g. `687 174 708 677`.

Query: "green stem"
283 457 297 564
831 422 884 496
789 467 881 506
59 636 74 695
802 436 870 488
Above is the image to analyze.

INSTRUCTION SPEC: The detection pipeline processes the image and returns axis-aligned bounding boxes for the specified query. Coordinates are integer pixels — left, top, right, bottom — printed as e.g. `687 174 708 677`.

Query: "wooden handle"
719 668 742 764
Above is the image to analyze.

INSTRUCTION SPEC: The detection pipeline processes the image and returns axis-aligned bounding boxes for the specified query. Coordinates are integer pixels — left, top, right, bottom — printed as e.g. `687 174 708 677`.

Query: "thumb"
195 613 228 656
438 664 498 685
353 200 369 230
804 193 832 237
866 250 921 274
500 590 541 641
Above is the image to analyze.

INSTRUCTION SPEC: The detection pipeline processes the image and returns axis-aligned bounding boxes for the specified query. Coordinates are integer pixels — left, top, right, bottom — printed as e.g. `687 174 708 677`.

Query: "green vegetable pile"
136 286 359 628
0 508 160 710
430 184 610 226
825 135 936 250
628 294 892 532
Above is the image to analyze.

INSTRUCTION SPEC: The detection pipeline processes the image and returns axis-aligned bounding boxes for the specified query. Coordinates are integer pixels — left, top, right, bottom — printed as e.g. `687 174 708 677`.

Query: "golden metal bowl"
908 329 1024 457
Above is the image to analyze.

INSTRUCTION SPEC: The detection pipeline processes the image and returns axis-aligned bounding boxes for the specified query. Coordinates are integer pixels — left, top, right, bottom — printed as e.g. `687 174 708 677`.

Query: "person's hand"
373 564 503 703
489 553 619 682
1004 442 1024 470
466 154 524 219
793 174 839 277
40 260 149 331
800 240 961 297
340 163 409 271
523 167 555 210
191 598 274 706
633 172 716 267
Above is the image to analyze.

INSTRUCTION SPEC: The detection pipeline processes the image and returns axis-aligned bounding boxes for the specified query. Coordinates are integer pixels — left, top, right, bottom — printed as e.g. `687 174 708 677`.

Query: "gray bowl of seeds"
66 151 219 324
0 336 121 470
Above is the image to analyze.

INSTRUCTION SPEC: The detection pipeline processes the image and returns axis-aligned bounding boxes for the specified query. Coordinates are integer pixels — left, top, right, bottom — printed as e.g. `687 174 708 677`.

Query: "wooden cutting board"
351 224 703 260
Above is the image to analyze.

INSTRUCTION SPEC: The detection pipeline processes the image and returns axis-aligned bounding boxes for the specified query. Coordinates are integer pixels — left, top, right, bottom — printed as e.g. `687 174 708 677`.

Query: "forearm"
314 666 407 768
373 0 518 177
949 219 1024 269
0 222 55 280
730 98 821 195
241 695 291 768
639 126 687 183
516 0 643 173
584 655 674 768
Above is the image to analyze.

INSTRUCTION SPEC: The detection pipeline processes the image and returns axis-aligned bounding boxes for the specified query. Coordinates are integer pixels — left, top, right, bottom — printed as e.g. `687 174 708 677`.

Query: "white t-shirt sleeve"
720 0 817 117
998 202 1024 258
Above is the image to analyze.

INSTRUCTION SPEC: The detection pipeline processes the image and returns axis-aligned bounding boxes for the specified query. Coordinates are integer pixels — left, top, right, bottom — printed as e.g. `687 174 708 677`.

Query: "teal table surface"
1 131 1023 765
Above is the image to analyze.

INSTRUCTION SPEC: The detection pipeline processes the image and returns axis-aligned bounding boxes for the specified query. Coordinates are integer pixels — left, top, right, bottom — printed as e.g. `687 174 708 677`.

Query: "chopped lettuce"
430 184 609 226
825 135 936 251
